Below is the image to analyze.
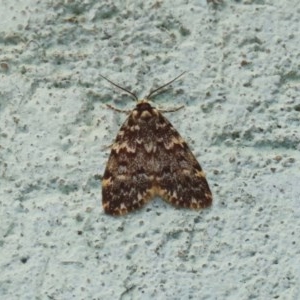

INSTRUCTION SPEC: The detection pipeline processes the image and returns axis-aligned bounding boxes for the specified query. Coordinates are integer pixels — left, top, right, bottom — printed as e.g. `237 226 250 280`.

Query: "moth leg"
158 105 184 113
106 104 131 113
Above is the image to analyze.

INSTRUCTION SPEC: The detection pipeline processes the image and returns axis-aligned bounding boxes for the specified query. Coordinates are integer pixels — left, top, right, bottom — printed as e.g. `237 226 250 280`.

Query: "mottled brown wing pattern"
102 100 212 215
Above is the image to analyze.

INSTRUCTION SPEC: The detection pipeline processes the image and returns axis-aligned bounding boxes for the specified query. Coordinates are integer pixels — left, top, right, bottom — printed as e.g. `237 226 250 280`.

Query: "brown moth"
101 73 212 215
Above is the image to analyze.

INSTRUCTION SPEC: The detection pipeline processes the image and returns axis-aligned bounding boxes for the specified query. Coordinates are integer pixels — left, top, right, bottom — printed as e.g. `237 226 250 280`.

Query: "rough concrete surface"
0 0 299 299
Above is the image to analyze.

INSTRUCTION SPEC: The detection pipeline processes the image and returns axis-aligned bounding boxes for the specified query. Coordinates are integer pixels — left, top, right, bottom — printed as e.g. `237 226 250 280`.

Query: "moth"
101 73 212 215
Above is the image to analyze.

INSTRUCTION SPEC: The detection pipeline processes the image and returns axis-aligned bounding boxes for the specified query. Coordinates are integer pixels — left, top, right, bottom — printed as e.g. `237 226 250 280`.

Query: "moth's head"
135 99 154 110
133 99 157 120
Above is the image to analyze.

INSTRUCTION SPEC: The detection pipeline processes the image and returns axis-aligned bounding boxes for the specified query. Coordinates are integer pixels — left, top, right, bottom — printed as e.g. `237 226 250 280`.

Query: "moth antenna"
100 74 138 102
146 71 186 100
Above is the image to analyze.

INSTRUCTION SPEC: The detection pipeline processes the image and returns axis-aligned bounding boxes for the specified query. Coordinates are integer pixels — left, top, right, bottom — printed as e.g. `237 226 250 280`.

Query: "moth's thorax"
132 99 159 121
